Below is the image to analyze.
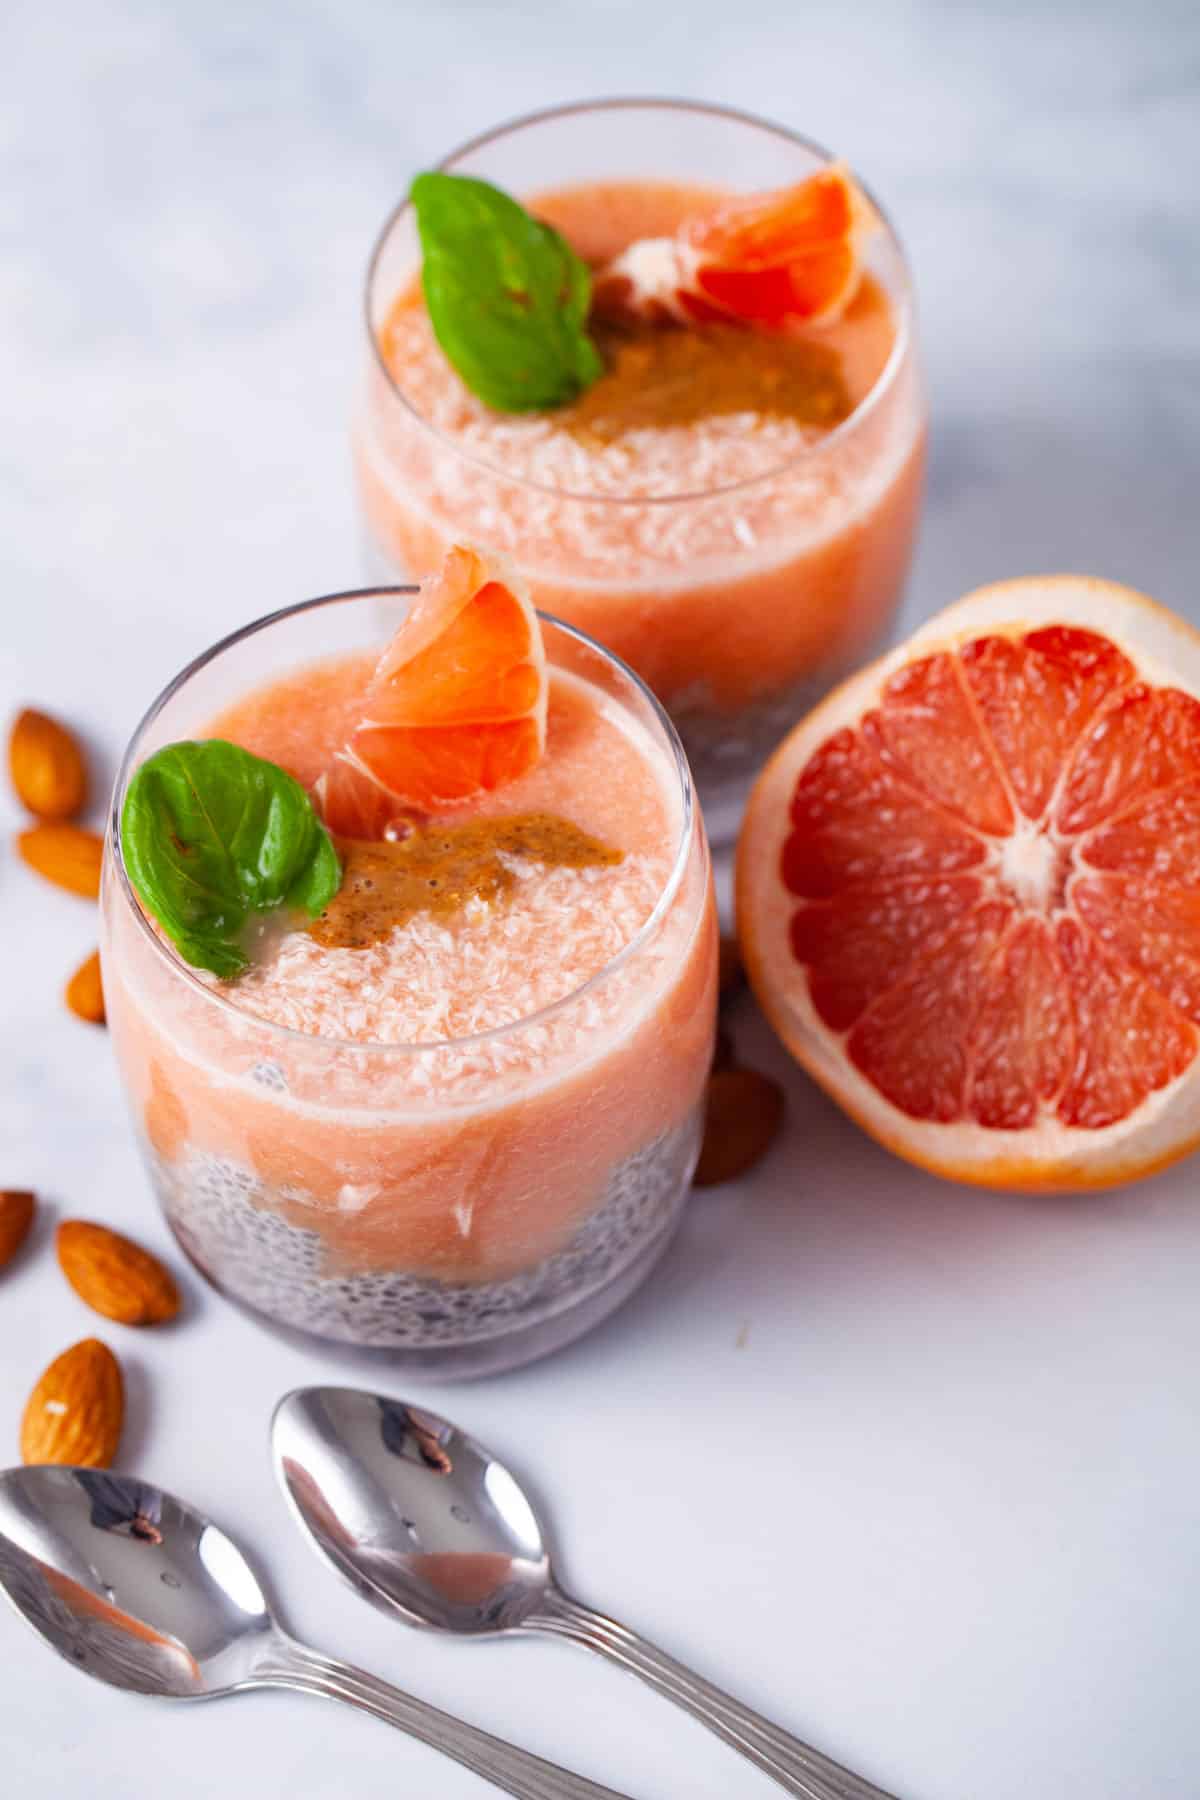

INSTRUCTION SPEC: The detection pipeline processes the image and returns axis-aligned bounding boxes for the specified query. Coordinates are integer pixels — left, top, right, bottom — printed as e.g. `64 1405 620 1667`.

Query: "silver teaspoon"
272 1386 903 1800
0 1464 636 1800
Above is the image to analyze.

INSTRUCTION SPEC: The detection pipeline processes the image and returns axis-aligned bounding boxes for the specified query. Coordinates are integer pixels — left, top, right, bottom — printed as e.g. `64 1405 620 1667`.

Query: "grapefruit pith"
736 577 1200 1191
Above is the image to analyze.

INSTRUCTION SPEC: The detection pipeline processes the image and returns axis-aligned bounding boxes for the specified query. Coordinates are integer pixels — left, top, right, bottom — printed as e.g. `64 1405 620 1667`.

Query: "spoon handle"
257 1636 635 1800
529 1591 900 1800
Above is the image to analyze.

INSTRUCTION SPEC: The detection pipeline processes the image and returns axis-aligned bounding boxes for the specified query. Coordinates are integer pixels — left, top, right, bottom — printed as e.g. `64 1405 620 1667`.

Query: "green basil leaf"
410 170 604 413
121 740 342 978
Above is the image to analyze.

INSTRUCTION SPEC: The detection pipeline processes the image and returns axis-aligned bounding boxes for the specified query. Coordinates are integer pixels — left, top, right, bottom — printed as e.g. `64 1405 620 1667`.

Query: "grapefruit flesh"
591 164 873 331
687 164 870 327
315 546 547 834
736 577 1200 1190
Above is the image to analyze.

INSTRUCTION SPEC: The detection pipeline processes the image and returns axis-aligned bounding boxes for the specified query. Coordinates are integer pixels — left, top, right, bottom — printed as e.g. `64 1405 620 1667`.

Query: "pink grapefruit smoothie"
356 177 926 803
102 620 716 1363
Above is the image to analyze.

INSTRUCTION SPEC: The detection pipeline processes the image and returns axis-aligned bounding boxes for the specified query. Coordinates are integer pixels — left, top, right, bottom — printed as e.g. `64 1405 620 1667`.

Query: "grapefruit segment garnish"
315 751 410 841
591 163 873 332
737 577 1200 1190
314 546 547 833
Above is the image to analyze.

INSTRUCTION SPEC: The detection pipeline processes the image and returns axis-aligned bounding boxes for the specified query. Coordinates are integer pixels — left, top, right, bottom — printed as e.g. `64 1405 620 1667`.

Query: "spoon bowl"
0 1465 272 1698
0 1463 637 1800
273 1386 551 1635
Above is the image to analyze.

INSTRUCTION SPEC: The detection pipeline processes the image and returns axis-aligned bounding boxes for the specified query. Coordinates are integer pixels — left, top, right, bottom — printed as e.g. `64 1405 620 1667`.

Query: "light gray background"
3 3 1199 1796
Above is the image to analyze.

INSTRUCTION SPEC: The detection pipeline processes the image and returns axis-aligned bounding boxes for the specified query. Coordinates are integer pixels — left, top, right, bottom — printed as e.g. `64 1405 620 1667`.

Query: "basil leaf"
121 740 342 978
411 171 604 413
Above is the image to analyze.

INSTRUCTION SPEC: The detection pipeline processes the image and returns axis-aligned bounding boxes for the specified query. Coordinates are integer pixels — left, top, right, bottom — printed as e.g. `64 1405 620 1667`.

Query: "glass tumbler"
355 98 926 843
101 590 717 1377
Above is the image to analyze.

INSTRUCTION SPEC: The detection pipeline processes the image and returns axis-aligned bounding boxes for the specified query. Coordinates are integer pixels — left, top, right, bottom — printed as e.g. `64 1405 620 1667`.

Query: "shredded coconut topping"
364 296 919 584
227 853 666 1048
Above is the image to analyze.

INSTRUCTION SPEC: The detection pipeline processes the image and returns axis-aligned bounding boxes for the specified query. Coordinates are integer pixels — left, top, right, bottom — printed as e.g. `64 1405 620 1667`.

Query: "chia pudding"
101 590 716 1377
355 100 927 839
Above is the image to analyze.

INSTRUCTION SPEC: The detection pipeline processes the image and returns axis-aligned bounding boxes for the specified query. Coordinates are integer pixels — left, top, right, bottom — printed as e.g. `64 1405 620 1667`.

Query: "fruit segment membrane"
782 625 1200 1130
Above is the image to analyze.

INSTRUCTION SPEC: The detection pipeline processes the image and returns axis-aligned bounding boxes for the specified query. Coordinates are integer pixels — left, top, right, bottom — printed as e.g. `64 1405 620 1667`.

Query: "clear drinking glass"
354 98 927 844
100 591 716 1378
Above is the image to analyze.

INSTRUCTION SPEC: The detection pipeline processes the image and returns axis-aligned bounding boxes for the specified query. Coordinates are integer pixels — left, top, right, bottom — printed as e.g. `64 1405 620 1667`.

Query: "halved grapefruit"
736 577 1200 1191
315 545 547 834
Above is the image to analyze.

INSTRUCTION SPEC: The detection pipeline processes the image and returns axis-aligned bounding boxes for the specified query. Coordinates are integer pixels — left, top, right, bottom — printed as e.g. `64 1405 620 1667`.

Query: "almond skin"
8 708 88 821
57 1220 180 1325
17 823 104 898
20 1338 124 1467
0 1190 36 1270
65 950 105 1025
694 1067 786 1188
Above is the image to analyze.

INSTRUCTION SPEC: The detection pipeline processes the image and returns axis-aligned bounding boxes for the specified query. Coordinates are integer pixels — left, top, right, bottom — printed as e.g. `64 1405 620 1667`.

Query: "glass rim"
109 585 699 1058
363 94 917 508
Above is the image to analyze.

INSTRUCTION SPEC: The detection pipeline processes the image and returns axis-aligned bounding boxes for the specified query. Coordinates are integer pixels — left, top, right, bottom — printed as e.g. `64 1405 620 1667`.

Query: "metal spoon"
272 1386 903 1800
0 1464 636 1800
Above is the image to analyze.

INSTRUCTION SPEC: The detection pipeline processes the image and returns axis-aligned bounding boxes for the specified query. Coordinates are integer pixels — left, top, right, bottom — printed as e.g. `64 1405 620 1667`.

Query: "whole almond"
17 823 104 898
8 708 88 820
65 950 105 1025
0 1190 36 1270
20 1338 124 1467
57 1220 180 1325
694 1067 786 1188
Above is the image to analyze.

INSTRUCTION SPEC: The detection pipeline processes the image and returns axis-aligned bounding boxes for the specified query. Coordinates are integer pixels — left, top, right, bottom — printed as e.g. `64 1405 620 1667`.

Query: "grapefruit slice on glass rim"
591 162 874 330
314 545 547 835
736 576 1200 1191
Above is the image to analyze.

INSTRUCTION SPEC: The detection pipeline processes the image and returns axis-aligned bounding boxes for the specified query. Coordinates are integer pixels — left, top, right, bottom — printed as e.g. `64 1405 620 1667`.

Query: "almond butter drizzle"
563 319 852 445
308 812 624 950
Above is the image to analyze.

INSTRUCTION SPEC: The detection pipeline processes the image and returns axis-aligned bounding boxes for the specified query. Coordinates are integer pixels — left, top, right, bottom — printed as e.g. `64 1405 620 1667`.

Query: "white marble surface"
3 3 1200 1796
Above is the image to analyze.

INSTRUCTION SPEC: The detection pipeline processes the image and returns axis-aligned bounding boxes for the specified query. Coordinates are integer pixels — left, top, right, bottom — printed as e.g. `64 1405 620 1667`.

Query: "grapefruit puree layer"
357 179 926 715
103 654 717 1285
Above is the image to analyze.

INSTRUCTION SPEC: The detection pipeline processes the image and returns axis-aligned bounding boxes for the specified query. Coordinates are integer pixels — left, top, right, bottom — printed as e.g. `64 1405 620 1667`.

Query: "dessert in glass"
100 552 716 1376
355 99 927 842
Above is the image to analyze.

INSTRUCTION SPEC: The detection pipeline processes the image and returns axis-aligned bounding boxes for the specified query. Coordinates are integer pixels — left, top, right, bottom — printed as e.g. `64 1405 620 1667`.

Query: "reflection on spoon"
0 1463 640 1800
274 1386 904 1800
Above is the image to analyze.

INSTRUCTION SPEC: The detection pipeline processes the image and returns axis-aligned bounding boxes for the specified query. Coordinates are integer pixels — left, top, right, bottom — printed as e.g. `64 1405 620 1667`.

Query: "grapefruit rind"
736 576 1200 1192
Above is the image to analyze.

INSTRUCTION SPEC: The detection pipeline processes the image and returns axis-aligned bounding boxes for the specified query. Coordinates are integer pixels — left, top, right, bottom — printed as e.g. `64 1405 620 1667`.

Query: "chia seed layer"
145 1110 700 1351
